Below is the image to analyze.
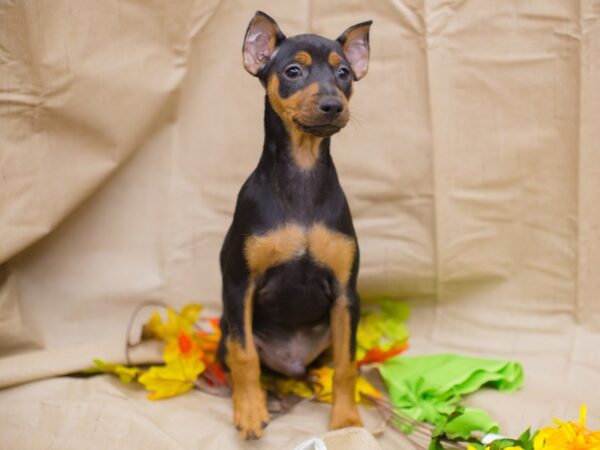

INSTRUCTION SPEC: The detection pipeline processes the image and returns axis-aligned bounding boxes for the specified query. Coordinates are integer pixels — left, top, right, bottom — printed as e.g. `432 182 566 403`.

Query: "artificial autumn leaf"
357 300 409 363
201 361 227 387
274 374 315 398
85 358 141 384
195 318 221 362
91 300 405 407
163 330 207 365
138 355 205 400
359 342 409 366
142 304 203 342
310 367 382 403
275 366 381 404
179 330 193 353
355 374 384 401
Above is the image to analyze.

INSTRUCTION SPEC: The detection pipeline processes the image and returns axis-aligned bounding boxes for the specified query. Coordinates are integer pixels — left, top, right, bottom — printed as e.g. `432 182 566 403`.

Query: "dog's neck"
259 97 333 173
256 97 340 214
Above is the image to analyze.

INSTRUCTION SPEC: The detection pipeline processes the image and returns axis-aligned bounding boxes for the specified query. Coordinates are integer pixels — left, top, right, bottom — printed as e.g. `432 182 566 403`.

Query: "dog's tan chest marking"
244 223 356 283
307 223 355 287
244 223 306 275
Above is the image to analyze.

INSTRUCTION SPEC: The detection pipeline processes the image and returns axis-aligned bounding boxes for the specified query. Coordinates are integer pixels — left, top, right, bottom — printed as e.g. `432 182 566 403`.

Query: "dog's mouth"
294 120 343 137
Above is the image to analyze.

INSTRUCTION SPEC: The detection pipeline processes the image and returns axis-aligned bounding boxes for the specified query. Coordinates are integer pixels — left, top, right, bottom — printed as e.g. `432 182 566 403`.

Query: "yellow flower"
534 404 600 450
467 446 523 450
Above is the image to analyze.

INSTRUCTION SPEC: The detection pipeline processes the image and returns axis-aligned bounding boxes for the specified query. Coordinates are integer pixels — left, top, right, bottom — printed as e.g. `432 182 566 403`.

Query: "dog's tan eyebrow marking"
294 51 313 66
328 52 342 66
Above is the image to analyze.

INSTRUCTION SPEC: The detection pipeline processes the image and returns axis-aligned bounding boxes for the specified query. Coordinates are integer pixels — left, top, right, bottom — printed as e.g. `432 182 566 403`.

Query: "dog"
217 11 372 440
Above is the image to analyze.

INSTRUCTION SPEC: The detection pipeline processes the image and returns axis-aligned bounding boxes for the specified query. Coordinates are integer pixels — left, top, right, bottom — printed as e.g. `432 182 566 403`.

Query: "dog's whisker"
349 115 363 129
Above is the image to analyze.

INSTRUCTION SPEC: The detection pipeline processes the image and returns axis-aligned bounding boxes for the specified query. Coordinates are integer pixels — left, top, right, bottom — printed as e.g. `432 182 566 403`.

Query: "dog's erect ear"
243 11 285 76
336 21 372 81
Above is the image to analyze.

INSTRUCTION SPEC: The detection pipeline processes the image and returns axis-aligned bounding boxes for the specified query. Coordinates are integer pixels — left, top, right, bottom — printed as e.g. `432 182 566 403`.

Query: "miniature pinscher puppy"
218 11 372 440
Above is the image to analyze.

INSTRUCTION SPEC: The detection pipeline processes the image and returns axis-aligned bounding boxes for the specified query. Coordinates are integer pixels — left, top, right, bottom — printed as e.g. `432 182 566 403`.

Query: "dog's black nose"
317 97 344 119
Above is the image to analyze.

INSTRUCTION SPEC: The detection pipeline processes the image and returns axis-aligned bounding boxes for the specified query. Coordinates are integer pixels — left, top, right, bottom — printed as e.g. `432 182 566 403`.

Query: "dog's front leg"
223 279 269 439
329 291 363 429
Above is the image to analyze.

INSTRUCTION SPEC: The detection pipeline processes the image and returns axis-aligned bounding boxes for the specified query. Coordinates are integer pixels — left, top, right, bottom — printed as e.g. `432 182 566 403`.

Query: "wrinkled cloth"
1 0 600 449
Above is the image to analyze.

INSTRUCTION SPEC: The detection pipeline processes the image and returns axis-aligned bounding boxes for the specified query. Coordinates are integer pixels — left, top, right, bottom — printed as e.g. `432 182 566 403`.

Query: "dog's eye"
336 66 351 81
284 65 303 79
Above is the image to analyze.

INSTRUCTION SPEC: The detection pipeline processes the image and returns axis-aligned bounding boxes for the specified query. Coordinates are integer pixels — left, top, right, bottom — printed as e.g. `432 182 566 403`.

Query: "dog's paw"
233 389 270 440
329 404 363 430
234 405 269 440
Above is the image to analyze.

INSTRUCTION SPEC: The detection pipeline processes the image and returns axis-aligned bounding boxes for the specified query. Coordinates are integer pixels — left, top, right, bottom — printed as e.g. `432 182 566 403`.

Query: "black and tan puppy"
218 11 371 440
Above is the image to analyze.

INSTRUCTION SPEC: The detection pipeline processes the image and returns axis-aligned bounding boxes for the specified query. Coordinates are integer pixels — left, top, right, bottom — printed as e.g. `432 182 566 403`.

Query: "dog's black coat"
217 95 360 375
216 11 371 439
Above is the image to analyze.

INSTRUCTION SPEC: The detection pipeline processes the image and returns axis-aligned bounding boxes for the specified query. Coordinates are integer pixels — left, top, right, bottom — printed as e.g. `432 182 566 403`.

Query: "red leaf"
178 330 192 354
358 342 409 366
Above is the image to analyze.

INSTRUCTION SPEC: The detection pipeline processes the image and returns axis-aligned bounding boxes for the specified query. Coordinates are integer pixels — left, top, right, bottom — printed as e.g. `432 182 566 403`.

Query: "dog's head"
243 11 371 138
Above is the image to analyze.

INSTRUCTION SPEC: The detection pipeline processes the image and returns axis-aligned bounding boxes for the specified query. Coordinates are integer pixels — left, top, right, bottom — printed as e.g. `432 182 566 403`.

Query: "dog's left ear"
243 11 286 76
336 21 372 81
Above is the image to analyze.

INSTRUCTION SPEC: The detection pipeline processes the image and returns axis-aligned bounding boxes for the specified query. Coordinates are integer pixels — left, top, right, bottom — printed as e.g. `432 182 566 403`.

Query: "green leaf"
443 407 499 439
427 440 445 450
489 439 517 449
516 428 531 442
431 406 466 438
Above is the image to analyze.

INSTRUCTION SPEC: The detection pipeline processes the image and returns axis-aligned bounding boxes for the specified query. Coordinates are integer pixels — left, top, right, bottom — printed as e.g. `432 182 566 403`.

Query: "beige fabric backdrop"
1 0 599 449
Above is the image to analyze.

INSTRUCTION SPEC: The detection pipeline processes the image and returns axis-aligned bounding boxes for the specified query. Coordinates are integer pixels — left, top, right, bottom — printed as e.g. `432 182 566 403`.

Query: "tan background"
1 0 599 449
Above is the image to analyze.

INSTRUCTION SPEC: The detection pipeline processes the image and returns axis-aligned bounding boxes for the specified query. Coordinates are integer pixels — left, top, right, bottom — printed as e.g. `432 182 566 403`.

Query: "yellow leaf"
275 377 315 398
114 365 141 384
141 311 165 340
356 374 382 401
163 340 183 363
308 367 382 403
138 356 205 400
142 304 203 342
180 304 203 325
356 301 409 361
309 367 334 402
87 359 140 384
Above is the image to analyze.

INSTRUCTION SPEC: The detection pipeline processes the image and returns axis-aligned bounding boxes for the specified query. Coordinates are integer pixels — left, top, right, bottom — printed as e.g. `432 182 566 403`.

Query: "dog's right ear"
243 11 286 76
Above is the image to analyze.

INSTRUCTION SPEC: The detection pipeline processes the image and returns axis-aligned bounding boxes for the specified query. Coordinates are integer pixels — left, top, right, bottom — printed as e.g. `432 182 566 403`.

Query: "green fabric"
380 354 524 436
